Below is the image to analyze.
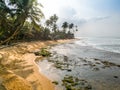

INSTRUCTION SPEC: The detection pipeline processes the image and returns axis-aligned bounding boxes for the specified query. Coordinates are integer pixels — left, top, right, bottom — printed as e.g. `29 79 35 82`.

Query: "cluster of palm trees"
0 0 78 45
43 14 78 40
0 0 44 44
62 22 77 33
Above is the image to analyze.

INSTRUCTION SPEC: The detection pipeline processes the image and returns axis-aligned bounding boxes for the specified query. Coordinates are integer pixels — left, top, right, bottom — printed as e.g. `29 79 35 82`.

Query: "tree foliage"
45 14 58 32
69 23 74 30
0 0 44 45
0 0 77 45
62 22 68 32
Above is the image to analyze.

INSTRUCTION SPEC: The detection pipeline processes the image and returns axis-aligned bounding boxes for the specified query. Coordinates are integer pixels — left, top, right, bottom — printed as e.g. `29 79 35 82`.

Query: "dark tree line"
0 0 78 45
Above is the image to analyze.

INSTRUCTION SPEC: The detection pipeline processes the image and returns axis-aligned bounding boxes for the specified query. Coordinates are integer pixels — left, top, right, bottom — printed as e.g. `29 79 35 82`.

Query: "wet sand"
0 39 73 90
38 40 120 90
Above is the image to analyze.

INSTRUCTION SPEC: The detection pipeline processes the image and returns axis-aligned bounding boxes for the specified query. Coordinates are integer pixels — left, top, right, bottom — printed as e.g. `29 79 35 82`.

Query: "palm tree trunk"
0 12 27 45
0 16 26 45
0 25 23 45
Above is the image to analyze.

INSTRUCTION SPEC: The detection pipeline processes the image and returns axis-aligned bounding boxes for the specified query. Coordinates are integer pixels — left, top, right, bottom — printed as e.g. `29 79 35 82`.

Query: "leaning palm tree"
0 0 44 45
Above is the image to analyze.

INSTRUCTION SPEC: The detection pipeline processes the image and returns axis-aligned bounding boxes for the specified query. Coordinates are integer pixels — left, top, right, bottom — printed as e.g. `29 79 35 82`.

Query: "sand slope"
0 40 72 90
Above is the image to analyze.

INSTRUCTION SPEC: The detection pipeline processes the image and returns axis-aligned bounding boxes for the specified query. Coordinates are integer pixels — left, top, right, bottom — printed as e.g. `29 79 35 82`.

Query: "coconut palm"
75 25 78 32
62 22 68 33
68 23 74 32
45 14 58 32
0 0 44 45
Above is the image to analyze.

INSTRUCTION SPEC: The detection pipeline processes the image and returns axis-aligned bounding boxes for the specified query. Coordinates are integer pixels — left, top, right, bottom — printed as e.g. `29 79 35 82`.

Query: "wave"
75 37 120 53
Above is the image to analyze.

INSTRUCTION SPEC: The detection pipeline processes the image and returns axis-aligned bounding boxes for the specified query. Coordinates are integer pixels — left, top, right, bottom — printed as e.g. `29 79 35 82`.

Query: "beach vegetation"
62 22 69 33
0 0 44 45
0 0 78 45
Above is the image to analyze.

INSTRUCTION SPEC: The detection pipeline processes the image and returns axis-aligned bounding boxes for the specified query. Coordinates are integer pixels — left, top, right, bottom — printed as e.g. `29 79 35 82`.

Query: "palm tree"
45 14 58 33
68 23 74 32
45 20 51 28
62 22 68 33
50 14 58 24
75 25 78 32
0 0 44 45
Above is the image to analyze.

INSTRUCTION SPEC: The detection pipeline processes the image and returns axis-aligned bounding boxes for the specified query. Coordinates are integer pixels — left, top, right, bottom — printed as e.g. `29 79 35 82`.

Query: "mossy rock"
52 81 59 85
62 75 92 90
34 48 51 57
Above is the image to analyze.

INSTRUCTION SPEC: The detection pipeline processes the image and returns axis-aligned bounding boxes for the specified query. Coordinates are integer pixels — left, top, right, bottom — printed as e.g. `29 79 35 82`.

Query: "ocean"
76 37 120 53
38 37 120 90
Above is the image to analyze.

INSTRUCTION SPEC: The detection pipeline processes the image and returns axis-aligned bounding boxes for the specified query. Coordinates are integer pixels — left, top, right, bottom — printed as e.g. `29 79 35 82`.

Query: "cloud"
59 7 77 19
58 15 110 28
75 14 120 37
57 7 88 26
89 16 110 22
56 3 111 27
58 17 87 27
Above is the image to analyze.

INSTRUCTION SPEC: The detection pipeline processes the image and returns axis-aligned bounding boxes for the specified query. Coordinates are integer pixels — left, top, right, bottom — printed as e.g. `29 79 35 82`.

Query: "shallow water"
37 40 120 90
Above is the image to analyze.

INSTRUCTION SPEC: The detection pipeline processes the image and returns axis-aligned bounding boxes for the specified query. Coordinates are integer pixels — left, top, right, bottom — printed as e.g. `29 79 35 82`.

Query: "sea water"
76 37 120 53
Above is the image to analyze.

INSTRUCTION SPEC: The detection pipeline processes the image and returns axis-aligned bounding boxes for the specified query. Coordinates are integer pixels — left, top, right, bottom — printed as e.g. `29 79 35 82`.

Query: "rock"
67 69 72 72
93 67 100 71
96 62 101 64
64 56 68 62
62 75 92 90
52 81 59 85
117 65 120 67
94 58 99 61
114 76 118 78
86 85 92 89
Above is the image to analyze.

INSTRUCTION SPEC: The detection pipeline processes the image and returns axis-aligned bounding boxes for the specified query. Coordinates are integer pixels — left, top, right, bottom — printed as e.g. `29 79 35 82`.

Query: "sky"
39 0 120 37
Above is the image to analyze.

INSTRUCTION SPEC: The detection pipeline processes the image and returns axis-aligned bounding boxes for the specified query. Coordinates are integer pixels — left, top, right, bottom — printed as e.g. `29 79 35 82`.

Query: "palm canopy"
69 23 74 29
45 14 58 27
45 14 58 32
0 0 44 44
62 22 68 29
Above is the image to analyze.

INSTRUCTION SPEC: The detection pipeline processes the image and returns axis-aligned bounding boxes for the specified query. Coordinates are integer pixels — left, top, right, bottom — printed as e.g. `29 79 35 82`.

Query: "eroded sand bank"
0 39 73 90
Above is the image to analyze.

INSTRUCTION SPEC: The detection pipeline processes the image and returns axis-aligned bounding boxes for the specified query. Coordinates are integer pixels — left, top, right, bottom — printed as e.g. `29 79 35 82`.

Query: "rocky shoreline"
37 41 120 90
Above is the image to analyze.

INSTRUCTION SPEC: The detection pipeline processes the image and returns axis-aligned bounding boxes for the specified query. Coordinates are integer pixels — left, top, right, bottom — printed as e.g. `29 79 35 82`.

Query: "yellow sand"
0 39 73 90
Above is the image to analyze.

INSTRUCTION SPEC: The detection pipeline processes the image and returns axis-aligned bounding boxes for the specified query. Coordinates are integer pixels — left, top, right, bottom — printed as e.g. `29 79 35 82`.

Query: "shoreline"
38 40 120 90
0 39 74 90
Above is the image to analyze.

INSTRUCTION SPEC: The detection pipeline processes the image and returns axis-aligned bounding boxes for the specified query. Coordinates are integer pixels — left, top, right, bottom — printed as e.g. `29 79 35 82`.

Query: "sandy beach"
0 38 120 90
0 39 73 90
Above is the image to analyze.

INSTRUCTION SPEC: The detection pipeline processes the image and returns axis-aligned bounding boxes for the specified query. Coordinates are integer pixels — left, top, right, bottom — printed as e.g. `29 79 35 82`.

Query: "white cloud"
75 14 120 37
